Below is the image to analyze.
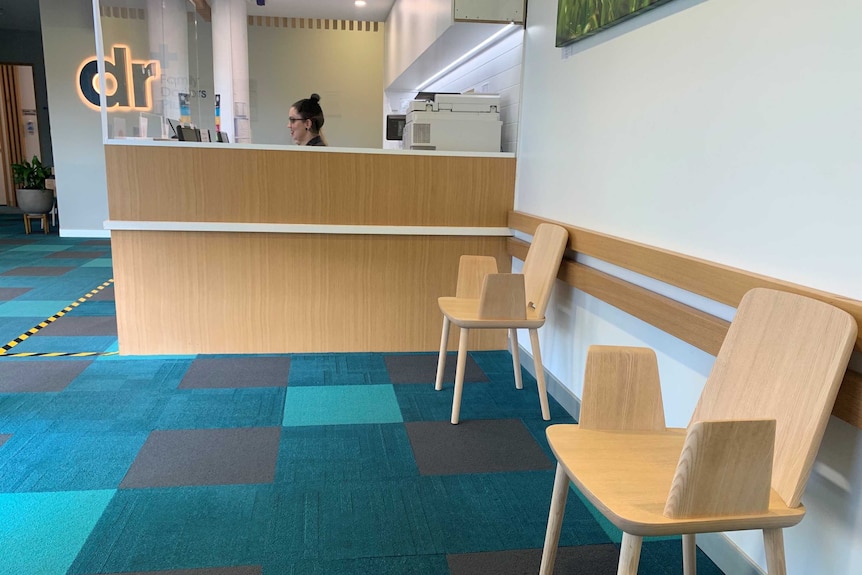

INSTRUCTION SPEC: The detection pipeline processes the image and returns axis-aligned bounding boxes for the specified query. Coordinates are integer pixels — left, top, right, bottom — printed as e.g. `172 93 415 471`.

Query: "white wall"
248 20 384 148
517 0 862 573
384 0 452 88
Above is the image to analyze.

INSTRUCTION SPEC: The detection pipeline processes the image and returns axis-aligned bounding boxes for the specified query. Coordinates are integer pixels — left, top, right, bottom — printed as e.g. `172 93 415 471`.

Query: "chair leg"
539 462 570 575
435 316 451 391
683 533 697 575
509 328 523 389
618 533 643 575
529 328 551 420
763 528 787 575
450 327 470 424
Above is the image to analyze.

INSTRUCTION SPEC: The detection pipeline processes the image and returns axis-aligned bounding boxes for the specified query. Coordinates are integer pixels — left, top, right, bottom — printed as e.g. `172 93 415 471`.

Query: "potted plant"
11 155 54 214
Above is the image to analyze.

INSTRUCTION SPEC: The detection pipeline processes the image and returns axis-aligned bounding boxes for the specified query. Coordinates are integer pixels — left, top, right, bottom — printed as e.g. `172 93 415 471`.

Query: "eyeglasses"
288 117 305 123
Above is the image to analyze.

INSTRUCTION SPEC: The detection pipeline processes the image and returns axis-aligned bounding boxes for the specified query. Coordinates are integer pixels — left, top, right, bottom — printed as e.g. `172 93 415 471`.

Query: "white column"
211 0 251 143
147 0 190 123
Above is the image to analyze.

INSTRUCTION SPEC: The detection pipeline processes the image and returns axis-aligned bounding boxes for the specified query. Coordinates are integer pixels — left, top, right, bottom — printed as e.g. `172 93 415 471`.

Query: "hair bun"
310 93 321 102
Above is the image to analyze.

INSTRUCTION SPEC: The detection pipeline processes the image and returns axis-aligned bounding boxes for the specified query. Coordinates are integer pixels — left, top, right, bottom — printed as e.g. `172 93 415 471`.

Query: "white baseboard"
516 343 765 575
59 229 111 238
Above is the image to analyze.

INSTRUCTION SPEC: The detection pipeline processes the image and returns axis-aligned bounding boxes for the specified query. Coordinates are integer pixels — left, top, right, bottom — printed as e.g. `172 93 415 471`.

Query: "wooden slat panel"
508 219 862 430
105 146 515 227
113 231 509 354
0 65 24 207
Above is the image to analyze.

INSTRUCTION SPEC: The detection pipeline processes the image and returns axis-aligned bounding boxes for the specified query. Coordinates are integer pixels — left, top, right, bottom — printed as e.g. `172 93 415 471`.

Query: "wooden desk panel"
105 144 516 354
112 231 509 354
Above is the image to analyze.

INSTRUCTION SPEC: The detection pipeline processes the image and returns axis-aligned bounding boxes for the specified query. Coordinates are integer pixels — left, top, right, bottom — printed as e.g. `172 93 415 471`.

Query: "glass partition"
93 0 215 141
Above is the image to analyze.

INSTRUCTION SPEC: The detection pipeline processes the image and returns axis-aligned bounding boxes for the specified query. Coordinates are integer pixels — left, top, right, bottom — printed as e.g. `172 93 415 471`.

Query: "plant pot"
16 188 54 214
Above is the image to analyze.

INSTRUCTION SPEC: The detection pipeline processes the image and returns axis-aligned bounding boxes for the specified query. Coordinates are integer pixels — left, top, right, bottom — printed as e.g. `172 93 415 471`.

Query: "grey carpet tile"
384 352 488 384
405 418 554 475
44 251 108 259
33 316 118 336
120 427 282 488
0 360 93 392
179 357 290 389
448 544 620 575
88 284 115 301
1 266 75 276
0 287 31 300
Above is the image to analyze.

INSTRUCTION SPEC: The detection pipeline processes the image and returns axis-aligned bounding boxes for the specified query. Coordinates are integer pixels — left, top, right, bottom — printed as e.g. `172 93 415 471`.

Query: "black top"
306 135 325 146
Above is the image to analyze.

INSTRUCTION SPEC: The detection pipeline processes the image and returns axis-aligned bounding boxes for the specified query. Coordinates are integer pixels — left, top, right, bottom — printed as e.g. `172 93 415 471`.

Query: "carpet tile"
0 287 30 300
405 418 555 475
0 360 92 392
0 299 74 316
179 357 290 389
384 352 488 384
121 427 281 488
33 316 118 336
0 215 726 575
282 384 403 426
287 352 390 386
0 431 147 491
0 265 74 276
0 489 115 575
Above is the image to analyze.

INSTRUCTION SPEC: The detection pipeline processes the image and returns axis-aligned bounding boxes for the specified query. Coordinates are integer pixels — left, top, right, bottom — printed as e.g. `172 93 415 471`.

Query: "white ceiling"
244 0 396 22
0 1 398 33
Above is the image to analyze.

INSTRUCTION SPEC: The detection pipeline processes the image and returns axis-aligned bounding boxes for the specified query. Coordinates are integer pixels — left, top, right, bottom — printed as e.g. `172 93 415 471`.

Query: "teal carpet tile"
0 490 115 575
282 384 403 426
287 352 390 386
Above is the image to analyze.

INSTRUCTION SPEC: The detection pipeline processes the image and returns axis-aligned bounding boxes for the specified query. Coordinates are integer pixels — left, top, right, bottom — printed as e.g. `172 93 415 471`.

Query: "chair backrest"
690 288 856 508
520 223 568 317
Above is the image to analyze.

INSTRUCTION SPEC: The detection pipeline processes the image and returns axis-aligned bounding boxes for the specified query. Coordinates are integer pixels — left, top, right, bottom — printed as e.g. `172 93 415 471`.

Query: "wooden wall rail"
508 211 862 430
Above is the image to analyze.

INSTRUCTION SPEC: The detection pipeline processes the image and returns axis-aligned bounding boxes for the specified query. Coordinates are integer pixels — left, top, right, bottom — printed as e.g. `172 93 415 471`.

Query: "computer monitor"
166 118 181 139
176 125 201 142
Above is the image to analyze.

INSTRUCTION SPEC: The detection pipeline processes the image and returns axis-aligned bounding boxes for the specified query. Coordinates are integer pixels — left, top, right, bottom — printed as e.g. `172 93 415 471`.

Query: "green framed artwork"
556 0 675 47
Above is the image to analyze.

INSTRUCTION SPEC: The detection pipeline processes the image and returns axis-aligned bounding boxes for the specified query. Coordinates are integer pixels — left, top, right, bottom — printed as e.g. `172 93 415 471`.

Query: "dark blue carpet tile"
64 358 192 393
63 300 117 317
266 554 450 575
287 352 390 386
67 485 269 575
18 273 112 301
0 431 147 492
153 387 288 429
6 335 117 354
394 369 572 423
640 539 726 575
275 423 419 484
0 393 57 434
253 473 609 566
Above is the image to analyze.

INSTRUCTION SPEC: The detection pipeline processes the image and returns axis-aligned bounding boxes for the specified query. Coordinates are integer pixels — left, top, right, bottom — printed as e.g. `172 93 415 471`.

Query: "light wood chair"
539 288 857 575
435 223 568 424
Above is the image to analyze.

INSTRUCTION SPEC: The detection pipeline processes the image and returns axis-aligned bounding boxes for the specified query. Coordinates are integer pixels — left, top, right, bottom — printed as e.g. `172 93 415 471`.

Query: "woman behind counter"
288 93 327 146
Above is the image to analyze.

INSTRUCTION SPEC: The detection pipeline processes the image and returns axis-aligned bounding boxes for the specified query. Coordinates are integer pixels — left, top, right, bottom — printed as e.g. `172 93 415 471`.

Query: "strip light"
416 23 518 91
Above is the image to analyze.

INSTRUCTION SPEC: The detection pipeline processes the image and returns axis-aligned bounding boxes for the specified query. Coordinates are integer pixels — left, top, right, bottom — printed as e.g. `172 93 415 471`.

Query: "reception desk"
104 141 516 354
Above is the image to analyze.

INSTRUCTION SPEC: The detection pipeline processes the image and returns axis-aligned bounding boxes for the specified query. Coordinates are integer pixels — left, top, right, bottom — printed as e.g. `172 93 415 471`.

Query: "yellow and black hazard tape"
0 279 119 358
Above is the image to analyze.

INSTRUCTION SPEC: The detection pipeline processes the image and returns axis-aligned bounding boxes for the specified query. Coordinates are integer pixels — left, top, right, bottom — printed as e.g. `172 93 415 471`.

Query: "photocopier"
402 93 502 152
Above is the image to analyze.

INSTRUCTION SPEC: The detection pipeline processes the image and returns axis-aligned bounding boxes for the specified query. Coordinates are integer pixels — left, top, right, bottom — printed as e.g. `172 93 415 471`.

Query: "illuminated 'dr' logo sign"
77 45 159 111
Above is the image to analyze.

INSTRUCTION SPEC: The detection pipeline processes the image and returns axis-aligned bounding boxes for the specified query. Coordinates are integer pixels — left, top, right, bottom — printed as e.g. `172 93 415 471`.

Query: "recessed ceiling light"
355 1 367 6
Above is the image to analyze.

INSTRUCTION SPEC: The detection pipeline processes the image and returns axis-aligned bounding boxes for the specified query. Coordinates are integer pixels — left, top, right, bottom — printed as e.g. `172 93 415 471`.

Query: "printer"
402 93 502 152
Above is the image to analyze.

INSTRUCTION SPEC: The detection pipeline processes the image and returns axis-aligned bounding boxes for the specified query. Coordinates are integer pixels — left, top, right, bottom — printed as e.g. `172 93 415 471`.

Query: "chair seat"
438 296 546 329
547 425 806 537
